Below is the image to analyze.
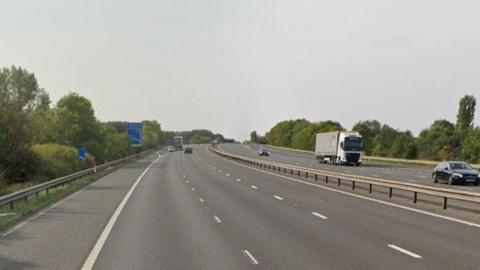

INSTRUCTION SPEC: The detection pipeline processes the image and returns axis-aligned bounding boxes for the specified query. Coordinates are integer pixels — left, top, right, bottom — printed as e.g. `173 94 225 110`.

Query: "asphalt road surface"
220 143 480 192
0 145 479 269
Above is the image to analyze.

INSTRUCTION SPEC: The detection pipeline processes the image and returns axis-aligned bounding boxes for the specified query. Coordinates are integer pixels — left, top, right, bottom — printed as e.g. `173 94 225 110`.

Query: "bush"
31 144 94 182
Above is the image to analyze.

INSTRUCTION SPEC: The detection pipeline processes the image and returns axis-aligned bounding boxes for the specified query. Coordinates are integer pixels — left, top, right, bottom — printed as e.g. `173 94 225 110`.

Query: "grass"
0 162 126 232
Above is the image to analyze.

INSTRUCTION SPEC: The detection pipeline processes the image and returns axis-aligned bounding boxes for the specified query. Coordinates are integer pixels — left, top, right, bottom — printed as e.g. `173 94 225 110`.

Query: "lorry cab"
337 132 363 166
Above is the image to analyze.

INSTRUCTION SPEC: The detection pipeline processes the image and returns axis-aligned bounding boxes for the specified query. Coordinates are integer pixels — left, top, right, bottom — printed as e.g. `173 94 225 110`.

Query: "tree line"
251 95 480 163
0 66 165 186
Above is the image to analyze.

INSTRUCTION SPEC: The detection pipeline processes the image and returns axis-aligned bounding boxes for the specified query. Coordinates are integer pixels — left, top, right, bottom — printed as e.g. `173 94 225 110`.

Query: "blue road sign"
78 148 86 161
128 122 143 147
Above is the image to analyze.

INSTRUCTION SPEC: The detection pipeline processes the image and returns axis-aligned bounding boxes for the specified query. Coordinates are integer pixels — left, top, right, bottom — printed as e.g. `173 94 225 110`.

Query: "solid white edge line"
81 153 162 270
274 195 284 201
214 215 222 223
388 244 422 259
2 187 83 237
208 149 480 229
312 212 328 220
242 249 259 265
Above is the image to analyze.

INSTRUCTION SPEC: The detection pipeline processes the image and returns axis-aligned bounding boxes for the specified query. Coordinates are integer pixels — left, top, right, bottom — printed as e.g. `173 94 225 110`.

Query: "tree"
0 66 49 182
250 131 258 143
461 129 480 163
457 95 476 132
143 120 163 149
417 120 460 160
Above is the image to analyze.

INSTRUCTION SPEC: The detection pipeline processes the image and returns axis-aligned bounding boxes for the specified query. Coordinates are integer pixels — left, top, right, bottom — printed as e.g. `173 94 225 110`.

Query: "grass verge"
0 162 126 232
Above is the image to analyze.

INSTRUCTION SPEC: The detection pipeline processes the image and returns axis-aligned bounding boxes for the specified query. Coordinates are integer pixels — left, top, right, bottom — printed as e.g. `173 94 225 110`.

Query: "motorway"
220 144 480 192
0 145 479 269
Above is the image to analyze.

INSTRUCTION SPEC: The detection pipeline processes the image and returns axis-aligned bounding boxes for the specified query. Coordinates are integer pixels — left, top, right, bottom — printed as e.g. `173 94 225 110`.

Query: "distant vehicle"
184 146 193 154
432 161 479 186
174 136 183 151
315 131 363 166
259 148 270 156
168 146 175 152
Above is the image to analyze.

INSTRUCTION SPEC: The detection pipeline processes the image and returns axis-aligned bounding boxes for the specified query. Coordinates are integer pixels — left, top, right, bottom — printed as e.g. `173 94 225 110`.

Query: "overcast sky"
1 0 479 140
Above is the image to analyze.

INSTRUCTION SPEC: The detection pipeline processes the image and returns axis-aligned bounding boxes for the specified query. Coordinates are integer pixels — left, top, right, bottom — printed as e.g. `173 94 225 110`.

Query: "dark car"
184 146 193 154
432 161 479 186
259 148 270 156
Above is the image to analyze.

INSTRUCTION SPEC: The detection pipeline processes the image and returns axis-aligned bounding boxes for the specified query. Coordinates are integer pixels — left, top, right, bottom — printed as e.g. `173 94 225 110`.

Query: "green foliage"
0 66 49 182
417 120 460 161
461 129 480 164
31 144 94 182
457 95 476 132
143 120 163 149
166 130 230 144
250 131 258 143
264 119 343 151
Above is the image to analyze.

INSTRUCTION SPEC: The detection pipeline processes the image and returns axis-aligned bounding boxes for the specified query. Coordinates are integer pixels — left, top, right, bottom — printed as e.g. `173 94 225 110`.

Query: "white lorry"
314 131 363 166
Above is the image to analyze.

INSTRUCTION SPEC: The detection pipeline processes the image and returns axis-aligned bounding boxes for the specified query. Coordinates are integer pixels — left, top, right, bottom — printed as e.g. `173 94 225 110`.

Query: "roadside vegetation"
251 95 480 163
0 66 230 195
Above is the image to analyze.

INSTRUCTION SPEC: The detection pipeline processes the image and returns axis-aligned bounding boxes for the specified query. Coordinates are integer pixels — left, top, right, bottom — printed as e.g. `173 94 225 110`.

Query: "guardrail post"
315 174 318 181
306 172 309 179
337 178 341 186
297 171 300 177
443 197 448 210
352 181 355 190
369 184 372 193
10 201 14 210
326 176 329 184
389 188 393 198
24 196 28 203
291 169 293 175
284 168 287 174
413 192 418 203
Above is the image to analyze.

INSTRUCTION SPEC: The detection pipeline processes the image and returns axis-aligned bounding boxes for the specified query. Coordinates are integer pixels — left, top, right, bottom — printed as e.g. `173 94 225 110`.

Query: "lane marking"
191 187 195 192
236 178 242 182
225 173 230 177
242 249 259 265
388 244 422 259
200 198 204 203
274 195 284 201
1 153 167 238
214 215 222 224
186 180 190 184
218 170 222 173
312 212 328 220
251 185 258 190
208 150 480 229
81 154 163 270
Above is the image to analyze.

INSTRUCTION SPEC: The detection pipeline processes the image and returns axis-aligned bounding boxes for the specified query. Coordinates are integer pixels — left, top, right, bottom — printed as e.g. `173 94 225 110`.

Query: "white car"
168 146 175 152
